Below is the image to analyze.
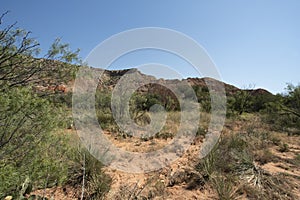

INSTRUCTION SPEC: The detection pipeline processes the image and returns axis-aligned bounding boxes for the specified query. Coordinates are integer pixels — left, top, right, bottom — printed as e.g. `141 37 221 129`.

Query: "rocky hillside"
21 61 299 200
29 58 272 100
97 68 270 96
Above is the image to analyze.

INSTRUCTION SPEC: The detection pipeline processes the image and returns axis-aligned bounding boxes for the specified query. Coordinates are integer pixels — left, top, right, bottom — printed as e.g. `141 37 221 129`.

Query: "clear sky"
1 0 299 94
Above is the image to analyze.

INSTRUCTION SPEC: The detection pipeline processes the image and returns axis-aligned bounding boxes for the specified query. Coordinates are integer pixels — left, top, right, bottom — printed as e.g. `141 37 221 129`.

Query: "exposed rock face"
31 62 273 98
94 68 271 96
33 84 68 93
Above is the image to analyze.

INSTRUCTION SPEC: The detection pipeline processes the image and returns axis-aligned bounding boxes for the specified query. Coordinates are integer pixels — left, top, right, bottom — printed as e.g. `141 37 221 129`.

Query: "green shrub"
271 136 281 146
68 148 111 199
0 132 71 199
292 154 300 165
196 134 254 178
279 143 289 152
255 149 274 165
211 174 238 200
262 84 300 132
196 127 207 136
155 132 174 140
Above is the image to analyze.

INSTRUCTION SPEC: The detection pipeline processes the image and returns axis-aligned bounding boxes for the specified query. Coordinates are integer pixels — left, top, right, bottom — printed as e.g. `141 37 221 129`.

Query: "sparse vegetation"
194 116 300 199
1 11 299 200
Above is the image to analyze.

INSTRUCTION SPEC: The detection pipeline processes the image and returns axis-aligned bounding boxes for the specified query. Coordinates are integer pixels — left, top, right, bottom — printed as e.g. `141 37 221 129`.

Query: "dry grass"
94 111 300 199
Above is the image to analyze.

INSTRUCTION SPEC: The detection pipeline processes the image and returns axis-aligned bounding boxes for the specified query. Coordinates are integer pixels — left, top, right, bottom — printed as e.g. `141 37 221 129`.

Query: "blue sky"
1 0 299 94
